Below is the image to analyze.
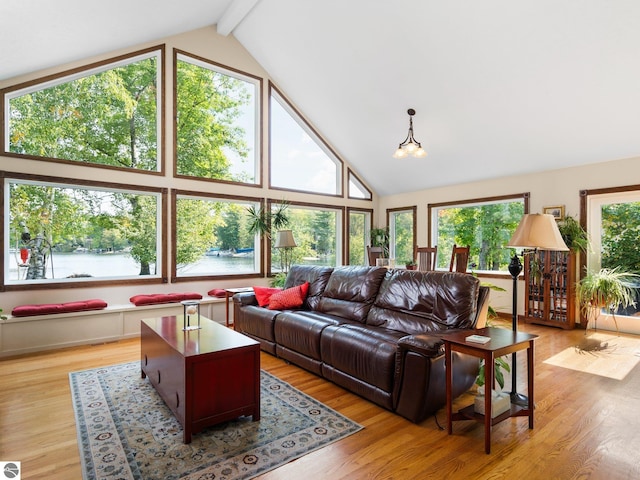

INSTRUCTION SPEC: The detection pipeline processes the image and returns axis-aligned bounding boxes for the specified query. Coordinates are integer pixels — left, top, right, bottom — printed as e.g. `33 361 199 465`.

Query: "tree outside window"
430 195 526 272
173 195 261 278
269 203 341 272
586 189 640 317
388 207 415 266
348 209 371 265
6 49 161 171
175 53 259 183
6 178 162 285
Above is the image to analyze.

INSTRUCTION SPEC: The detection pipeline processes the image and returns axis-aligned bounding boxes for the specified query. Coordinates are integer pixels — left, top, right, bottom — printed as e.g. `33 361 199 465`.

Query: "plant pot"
474 389 511 417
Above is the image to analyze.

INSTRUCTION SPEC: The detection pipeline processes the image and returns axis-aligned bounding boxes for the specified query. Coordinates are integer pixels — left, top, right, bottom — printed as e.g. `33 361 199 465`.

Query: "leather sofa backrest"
367 270 480 334
284 265 334 310
316 266 388 322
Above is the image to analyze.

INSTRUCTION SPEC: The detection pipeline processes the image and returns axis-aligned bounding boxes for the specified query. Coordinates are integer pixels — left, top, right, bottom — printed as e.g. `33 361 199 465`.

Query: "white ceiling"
2 0 640 196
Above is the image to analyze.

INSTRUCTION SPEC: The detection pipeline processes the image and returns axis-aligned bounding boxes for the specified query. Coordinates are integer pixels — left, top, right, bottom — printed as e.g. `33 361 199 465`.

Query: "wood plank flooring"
2 320 640 479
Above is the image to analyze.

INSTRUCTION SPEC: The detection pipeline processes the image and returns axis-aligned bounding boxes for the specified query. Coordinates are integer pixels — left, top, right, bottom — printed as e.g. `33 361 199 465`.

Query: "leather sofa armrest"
233 292 258 307
398 334 445 358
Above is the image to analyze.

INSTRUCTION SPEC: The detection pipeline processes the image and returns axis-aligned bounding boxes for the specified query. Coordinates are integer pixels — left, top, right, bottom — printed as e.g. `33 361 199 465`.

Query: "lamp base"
510 391 529 407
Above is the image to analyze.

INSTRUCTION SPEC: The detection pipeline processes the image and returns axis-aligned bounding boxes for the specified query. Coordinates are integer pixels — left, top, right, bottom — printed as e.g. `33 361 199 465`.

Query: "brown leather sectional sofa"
233 265 489 423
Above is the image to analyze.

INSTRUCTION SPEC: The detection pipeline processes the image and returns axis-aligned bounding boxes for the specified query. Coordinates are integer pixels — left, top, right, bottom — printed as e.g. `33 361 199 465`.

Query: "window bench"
0 297 227 358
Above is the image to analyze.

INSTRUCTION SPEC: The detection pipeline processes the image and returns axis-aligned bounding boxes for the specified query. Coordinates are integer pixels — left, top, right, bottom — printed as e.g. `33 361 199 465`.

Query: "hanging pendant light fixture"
393 108 427 159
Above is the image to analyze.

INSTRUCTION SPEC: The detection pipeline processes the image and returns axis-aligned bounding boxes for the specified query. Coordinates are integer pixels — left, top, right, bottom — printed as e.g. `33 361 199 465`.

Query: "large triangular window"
3 47 163 172
269 84 342 196
175 51 260 184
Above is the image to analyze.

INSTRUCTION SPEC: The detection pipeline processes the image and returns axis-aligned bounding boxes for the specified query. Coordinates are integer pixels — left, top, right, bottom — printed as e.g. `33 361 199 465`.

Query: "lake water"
8 251 256 280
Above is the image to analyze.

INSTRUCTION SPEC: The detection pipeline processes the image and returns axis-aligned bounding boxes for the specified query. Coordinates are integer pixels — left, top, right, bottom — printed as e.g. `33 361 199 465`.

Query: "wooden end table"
141 315 260 443
225 287 254 328
443 326 538 454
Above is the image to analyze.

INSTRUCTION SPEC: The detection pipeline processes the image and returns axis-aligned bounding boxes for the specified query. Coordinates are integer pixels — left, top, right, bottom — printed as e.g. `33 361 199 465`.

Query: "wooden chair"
367 246 384 266
415 246 437 271
449 244 470 273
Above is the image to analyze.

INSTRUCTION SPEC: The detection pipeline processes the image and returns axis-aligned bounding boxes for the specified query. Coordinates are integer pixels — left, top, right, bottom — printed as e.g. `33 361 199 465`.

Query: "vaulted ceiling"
3 0 640 196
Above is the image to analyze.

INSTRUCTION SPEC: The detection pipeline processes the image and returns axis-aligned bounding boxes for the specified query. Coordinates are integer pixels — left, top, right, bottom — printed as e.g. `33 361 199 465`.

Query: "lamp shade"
507 214 569 251
275 229 297 248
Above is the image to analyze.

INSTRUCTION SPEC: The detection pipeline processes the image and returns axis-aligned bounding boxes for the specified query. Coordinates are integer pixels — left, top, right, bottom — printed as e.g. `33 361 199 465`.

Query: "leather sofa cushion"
284 265 334 310
367 270 480 333
235 305 280 342
316 266 388 322
274 311 347 360
320 324 406 392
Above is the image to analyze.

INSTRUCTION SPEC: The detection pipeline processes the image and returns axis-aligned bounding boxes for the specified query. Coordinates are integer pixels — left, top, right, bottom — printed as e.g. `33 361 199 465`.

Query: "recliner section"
234 264 488 423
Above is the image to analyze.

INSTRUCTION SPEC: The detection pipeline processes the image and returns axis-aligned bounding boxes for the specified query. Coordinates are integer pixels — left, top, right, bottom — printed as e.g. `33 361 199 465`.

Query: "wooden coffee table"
141 315 260 443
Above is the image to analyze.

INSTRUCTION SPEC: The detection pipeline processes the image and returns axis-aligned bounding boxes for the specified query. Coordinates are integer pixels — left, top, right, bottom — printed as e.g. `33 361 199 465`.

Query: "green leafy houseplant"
370 227 390 258
475 357 511 391
576 267 639 333
246 202 290 239
270 272 287 288
557 215 589 254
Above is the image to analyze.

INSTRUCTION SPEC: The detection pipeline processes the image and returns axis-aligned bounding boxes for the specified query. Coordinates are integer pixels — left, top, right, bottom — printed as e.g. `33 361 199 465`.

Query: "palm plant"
246 202 290 239
576 267 639 334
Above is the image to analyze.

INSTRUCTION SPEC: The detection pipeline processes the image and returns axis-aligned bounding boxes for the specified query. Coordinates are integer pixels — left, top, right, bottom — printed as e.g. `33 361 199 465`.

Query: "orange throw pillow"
267 282 310 310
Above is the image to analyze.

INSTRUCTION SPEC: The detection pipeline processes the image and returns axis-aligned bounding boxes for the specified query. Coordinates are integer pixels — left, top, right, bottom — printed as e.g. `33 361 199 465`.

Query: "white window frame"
388 207 415 265
587 189 640 272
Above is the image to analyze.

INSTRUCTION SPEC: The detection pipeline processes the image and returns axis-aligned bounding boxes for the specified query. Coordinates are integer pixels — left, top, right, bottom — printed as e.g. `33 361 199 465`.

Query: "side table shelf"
444 327 538 454
453 403 529 427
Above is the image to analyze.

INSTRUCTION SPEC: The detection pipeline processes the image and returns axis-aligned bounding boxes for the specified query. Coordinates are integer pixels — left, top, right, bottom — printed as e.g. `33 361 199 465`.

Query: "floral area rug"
69 362 362 479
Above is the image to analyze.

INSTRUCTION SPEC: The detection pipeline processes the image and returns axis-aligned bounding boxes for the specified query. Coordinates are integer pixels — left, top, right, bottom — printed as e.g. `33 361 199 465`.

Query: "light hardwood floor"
2 320 640 479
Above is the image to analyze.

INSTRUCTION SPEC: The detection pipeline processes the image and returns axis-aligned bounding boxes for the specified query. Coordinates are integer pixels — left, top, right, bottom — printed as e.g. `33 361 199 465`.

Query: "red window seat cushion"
129 292 202 306
11 299 108 317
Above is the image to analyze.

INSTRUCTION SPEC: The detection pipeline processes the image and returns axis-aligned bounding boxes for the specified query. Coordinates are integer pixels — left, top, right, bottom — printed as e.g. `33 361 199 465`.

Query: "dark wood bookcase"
523 250 576 329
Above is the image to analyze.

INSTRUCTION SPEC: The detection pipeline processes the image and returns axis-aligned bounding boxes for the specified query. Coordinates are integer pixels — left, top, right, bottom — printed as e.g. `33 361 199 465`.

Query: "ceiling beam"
216 0 261 36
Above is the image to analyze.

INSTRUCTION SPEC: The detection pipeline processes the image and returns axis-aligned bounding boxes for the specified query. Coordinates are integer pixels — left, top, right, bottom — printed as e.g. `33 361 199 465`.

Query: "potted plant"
474 357 511 417
405 260 417 270
557 215 589 254
246 201 290 239
370 227 389 258
270 272 287 288
576 267 639 334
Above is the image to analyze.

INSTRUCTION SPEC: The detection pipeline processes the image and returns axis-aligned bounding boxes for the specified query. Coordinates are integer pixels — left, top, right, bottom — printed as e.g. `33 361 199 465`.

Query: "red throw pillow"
267 282 310 310
253 286 282 307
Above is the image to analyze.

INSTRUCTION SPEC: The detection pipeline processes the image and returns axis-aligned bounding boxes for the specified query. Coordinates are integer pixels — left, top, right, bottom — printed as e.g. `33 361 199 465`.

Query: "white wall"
378 155 640 320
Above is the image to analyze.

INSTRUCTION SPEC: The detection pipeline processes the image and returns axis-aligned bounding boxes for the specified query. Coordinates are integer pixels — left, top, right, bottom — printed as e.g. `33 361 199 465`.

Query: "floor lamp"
507 213 569 406
275 229 297 274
